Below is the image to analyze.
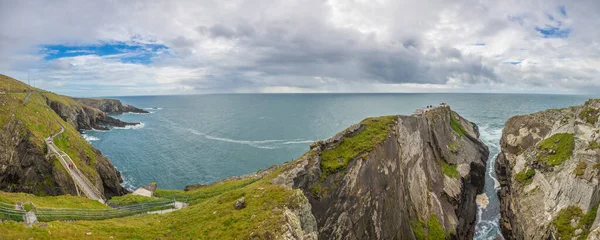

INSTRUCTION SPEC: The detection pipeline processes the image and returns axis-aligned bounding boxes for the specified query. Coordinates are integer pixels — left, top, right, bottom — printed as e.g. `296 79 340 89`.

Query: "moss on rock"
537 133 575 166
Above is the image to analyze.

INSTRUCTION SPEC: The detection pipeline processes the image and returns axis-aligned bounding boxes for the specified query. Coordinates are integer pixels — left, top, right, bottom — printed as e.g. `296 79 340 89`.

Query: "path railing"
0 199 179 222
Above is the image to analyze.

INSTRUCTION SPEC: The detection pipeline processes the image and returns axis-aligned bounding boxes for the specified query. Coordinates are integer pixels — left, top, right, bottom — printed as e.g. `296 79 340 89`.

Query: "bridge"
45 121 106 203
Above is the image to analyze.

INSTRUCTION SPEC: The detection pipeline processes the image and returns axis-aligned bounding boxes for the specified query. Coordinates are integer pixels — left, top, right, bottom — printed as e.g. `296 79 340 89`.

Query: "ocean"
81 93 594 239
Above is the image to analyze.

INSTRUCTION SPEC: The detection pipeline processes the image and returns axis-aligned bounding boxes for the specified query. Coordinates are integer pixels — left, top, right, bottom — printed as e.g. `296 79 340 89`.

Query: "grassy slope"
1 75 104 187
320 116 397 178
0 192 109 210
0 164 301 239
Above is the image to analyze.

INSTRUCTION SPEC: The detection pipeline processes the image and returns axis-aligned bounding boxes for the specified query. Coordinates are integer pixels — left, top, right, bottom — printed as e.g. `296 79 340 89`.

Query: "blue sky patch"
505 61 521 65
473 42 486 46
559 6 567 16
535 26 570 38
40 41 168 64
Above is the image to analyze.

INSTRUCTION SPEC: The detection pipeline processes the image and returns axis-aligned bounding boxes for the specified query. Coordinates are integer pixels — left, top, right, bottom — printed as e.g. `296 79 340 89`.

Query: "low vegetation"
412 215 447 240
0 191 108 209
0 163 304 239
450 112 467 137
579 106 599 125
107 194 170 206
537 133 575 166
574 161 587 176
552 205 598 240
320 116 396 179
515 168 535 185
588 140 600 150
441 161 459 179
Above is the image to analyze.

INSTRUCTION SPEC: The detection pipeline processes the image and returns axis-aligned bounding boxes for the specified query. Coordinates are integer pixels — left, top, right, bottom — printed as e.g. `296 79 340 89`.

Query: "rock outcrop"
47 97 138 131
0 75 133 198
74 98 148 115
270 105 489 239
496 99 600 239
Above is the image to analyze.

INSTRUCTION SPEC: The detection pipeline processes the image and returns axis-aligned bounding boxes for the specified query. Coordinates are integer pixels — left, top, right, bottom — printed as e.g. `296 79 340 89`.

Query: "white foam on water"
82 134 100 142
184 127 313 149
113 122 145 130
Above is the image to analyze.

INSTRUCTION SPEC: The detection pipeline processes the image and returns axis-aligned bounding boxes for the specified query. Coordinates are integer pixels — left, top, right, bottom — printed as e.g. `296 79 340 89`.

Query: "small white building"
132 182 157 197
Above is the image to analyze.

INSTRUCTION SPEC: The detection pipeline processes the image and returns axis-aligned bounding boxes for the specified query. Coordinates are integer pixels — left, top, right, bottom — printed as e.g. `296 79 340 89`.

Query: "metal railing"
0 199 179 222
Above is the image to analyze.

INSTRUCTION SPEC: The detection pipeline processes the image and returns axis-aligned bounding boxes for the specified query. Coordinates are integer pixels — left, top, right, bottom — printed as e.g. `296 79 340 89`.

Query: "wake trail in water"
162 118 314 149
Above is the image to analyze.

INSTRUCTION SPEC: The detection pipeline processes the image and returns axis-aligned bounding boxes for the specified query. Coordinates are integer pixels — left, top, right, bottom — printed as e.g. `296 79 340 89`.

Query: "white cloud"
0 0 599 96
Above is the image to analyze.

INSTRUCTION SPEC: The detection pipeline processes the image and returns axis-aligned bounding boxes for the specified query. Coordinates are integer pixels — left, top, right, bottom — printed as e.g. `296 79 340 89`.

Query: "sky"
1 0 599 96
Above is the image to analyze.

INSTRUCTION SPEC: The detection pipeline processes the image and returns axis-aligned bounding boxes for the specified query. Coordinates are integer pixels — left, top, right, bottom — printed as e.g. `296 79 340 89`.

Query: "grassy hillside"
0 75 112 193
0 162 303 239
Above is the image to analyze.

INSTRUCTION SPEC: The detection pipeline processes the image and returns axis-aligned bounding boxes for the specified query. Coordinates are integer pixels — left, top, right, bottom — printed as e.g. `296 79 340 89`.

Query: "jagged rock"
234 197 246 209
46 97 139 131
74 98 148 114
271 106 488 239
496 99 600 240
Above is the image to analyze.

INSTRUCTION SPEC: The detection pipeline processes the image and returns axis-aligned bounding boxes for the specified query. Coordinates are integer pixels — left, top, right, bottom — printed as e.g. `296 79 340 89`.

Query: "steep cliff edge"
0 75 131 198
74 98 148 115
270 105 489 239
496 99 600 239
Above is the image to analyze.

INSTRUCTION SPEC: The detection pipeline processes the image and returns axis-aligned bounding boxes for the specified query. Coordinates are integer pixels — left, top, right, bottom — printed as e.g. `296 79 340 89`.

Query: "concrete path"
23 92 32 103
46 121 105 203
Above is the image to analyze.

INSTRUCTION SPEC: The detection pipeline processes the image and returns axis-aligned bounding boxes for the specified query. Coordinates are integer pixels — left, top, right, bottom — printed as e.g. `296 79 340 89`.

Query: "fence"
0 199 179 222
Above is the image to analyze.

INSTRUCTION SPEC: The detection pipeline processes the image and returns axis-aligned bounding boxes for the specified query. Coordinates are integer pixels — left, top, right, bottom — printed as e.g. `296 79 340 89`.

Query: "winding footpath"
45 121 106 203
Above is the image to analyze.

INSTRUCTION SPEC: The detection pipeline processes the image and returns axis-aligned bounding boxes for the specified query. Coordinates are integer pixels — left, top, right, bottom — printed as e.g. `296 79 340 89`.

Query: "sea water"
81 93 594 239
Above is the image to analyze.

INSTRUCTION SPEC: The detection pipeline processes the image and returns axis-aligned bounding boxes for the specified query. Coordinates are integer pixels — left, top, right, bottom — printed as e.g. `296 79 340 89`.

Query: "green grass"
588 140 600 150
552 205 599 240
574 161 587 176
411 215 447 240
515 168 535 185
0 74 33 92
107 194 169 206
450 112 467 137
154 178 259 205
441 161 459 179
0 191 109 209
447 141 460 154
0 164 305 239
537 133 575 166
579 106 599 125
320 116 396 179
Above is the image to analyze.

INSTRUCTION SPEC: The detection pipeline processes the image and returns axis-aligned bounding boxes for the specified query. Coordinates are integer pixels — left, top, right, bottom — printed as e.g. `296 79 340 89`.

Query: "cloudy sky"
1 0 599 96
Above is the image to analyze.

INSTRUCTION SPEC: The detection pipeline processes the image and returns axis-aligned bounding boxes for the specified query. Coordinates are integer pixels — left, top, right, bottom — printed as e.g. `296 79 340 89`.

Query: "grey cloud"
0 0 598 95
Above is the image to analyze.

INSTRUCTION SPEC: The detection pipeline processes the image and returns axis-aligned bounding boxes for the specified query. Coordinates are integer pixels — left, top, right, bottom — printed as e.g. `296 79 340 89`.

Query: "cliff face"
0 75 135 198
74 98 148 114
496 99 600 239
47 96 138 131
270 106 489 239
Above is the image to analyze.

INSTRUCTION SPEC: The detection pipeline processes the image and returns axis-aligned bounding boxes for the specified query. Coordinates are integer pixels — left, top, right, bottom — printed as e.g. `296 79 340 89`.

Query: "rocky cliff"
74 98 148 115
266 105 489 239
496 99 600 239
0 75 135 198
47 95 139 131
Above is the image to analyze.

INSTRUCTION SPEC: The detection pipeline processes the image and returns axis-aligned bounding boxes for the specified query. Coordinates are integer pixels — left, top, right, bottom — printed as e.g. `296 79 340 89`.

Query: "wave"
113 122 145 130
143 107 162 110
82 134 100 142
84 128 110 133
184 128 313 149
122 112 152 115
119 174 137 192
